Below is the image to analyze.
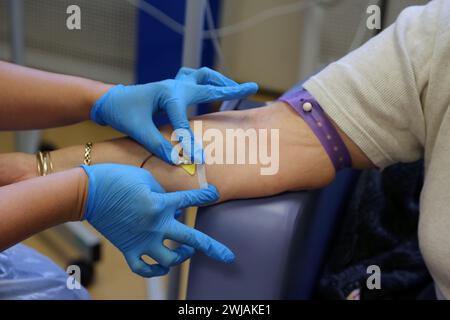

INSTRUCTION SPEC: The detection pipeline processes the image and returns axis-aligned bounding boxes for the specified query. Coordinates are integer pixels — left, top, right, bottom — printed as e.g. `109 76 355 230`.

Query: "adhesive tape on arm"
196 164 208 189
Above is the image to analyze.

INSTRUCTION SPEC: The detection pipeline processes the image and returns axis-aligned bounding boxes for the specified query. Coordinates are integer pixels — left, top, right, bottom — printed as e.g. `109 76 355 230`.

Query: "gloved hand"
81 163 234 277
91 67 258 164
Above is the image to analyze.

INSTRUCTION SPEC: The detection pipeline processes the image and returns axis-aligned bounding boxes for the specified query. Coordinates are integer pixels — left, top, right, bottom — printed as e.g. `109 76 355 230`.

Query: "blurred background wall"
0 0 427 93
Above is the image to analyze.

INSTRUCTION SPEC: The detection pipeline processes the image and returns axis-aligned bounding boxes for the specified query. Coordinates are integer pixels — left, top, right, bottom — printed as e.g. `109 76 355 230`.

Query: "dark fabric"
317 161 432 300
416 283 437 300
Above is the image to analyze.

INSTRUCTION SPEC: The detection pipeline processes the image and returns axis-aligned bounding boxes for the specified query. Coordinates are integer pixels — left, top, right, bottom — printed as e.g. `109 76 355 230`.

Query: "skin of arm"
147 102 372 200
0 61 112 129
0 168 87 251
1 101 373 204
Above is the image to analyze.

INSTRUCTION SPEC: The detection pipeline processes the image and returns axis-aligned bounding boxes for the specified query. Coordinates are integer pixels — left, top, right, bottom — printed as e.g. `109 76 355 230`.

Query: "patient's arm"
140 102 372 201
0 102 372 202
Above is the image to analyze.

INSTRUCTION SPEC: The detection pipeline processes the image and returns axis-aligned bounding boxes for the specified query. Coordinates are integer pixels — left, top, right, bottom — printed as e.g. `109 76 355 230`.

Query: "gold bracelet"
36 151 53 176
84 142 93 165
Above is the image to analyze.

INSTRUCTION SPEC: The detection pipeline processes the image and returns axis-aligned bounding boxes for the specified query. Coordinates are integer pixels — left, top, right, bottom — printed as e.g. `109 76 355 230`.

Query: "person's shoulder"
419 0 450 32
435 0 450 35
396 0 449 48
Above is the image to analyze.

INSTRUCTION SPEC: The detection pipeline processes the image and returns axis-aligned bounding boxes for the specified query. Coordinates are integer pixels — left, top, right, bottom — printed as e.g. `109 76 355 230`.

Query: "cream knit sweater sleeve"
303 0 444 169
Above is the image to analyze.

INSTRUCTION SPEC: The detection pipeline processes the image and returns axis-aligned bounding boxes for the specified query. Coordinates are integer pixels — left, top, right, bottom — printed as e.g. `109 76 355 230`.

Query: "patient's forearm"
144 102 338 200
51 103 337 201
3 102 371 202
144 101 371 201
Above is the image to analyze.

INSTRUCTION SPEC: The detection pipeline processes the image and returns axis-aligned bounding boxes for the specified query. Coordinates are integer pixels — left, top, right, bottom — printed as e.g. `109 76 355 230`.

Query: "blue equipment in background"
136 0 221 124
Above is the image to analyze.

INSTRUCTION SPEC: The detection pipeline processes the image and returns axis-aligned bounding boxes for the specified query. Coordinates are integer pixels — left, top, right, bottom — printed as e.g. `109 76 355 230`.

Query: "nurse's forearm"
0 61 112 130
0 168 87 251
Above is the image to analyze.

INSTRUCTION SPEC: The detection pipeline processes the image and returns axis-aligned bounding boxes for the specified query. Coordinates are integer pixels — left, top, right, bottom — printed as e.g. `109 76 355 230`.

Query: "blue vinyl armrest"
187 191 317 299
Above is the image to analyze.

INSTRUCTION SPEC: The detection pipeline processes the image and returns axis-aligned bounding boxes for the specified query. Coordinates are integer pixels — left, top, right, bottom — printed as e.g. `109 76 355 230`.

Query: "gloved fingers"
164 99 202 163
173 244 196 260
147 244 195 267
164 184 220 209
139 169 166 193
125 254 170 278
149 179 166 194
191 67 239 87
192 82 258 104
167 220 235 263
145 122 177 164
165 99 191 131
173 131 203 164
175 67 196 81
174 208 184 219
175 67 238 87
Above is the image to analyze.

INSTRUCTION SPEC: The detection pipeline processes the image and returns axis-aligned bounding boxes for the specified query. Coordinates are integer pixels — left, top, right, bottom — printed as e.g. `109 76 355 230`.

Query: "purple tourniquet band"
278 88 352 172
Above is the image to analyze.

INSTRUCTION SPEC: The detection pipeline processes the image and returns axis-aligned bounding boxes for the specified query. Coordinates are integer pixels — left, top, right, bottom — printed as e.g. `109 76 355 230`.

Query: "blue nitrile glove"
91 67 258 164
80 163 234 277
